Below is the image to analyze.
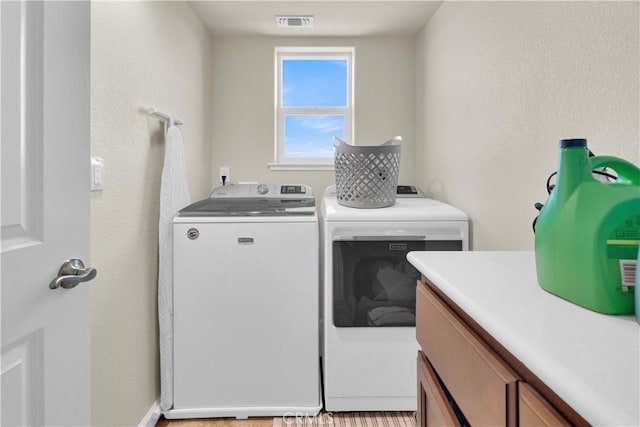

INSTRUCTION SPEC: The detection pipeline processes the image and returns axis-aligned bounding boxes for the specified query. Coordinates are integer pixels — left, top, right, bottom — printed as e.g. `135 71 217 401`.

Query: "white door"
1 1 91 426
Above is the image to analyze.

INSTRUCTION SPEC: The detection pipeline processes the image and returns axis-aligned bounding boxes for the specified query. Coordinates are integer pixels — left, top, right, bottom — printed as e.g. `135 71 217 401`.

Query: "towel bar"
142 106 184 127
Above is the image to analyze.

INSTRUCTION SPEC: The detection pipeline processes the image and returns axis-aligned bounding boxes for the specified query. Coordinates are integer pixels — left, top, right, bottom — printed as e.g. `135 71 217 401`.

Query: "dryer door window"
332 240 461 327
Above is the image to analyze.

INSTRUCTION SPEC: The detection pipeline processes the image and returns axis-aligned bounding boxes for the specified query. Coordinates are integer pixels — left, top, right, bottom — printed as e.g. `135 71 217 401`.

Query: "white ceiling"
188 1 443 37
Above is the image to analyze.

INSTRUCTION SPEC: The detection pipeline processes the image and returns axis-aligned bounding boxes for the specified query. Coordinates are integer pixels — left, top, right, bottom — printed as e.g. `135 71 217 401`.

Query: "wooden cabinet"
416 278 518 425
416 277 577 427
417 350 461 427
519 383 571 427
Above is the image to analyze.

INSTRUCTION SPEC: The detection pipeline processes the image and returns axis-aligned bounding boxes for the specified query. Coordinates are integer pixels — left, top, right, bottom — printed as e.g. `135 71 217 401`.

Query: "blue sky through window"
285 115 344 158
282 59 347 107
282 58 348 158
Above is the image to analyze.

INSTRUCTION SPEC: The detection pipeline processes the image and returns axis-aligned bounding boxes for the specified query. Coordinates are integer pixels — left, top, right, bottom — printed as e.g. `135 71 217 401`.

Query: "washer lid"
178 183 315 217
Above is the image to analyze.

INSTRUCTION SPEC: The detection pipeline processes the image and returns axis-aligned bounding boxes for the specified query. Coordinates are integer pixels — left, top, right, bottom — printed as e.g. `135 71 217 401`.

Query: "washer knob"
257 184 269 195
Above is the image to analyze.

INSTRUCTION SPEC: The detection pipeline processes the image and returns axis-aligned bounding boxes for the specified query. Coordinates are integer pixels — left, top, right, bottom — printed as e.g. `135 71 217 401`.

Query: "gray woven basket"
334 137 402 208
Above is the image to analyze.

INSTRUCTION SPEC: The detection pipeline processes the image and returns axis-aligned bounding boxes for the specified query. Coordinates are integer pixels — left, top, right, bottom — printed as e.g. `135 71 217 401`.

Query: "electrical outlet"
219 166 230 185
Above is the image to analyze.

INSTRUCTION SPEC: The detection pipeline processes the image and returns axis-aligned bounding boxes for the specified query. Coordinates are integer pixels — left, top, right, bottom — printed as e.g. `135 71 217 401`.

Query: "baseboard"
163 403 322 420
138 397 162 427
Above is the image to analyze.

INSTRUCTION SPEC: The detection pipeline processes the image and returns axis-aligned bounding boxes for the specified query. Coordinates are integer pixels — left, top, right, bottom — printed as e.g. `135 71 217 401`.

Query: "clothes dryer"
320 185 469 411
167 184 321 419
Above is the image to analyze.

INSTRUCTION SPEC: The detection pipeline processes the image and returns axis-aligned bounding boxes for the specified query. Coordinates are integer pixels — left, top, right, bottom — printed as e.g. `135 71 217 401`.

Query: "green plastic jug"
535 138 640 314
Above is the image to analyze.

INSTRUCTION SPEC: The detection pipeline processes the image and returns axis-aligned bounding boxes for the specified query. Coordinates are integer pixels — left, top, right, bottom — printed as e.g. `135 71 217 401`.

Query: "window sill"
268 163 335 171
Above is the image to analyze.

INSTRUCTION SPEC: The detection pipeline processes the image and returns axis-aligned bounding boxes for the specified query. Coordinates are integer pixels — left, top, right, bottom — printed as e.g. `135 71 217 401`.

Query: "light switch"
91 157 104 191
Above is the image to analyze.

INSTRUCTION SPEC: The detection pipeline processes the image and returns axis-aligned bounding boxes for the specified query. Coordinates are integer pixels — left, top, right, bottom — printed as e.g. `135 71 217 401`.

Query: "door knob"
49 258 97 290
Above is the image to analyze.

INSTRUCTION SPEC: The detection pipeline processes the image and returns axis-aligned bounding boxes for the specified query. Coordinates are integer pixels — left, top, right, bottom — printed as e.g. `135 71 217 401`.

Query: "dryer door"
332 239 461 327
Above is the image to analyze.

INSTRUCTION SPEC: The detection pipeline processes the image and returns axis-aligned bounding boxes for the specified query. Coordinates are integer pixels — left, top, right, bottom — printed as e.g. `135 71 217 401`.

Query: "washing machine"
168 183 321 419
320 185 469 411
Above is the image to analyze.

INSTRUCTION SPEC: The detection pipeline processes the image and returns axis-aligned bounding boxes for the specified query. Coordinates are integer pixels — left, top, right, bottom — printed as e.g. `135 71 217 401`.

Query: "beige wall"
416 1 639 250
90 2 212 425
87 1 640 423
210 35 416 201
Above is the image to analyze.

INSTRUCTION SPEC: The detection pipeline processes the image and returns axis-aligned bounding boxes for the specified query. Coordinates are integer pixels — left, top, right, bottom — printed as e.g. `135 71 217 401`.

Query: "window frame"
270 46 354 170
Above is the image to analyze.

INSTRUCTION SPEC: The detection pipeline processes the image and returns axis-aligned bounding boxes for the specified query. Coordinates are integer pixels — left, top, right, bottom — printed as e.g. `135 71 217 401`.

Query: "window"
271 47 354 170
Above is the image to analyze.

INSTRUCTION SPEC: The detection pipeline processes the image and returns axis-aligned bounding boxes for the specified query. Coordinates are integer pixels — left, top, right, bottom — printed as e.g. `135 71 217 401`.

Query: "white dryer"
320 185 469 411
167 184 321 419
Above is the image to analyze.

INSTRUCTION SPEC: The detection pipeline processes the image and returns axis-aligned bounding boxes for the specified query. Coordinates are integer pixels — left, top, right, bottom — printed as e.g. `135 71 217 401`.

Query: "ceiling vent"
275 16 314 28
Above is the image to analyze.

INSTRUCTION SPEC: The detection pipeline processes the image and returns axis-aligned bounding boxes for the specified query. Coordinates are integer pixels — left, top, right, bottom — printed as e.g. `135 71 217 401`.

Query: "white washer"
168 184 321 419
320 185 469 411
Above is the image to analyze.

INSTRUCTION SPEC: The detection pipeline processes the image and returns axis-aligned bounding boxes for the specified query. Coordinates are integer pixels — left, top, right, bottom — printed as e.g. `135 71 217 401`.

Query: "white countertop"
407 251 639 427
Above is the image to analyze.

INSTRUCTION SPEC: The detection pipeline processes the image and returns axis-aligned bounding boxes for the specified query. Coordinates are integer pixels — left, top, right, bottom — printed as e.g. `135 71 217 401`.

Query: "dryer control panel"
396 185 424 197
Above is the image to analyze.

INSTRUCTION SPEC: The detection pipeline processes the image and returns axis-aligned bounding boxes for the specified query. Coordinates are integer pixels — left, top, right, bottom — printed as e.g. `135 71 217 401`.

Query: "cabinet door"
519 383 570 427
416 280 519 425
417 351 461 427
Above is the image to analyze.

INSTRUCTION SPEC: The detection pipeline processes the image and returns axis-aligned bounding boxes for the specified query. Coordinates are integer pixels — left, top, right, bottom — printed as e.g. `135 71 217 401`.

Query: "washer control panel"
280 185 306 194
210 183 313 199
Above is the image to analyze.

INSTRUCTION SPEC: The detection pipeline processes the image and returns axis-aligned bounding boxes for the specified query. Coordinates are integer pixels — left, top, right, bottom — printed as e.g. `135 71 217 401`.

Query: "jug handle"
590 155 640 186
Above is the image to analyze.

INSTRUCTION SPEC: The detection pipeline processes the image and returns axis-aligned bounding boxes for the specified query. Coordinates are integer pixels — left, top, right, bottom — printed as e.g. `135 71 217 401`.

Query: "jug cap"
560 138 587 148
